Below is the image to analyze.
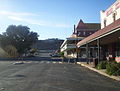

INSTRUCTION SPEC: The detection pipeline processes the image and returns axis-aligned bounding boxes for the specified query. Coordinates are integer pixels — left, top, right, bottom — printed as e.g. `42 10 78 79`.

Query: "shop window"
89 32 92 35
116 43 120 57
78 32 81 36
84 32 86 36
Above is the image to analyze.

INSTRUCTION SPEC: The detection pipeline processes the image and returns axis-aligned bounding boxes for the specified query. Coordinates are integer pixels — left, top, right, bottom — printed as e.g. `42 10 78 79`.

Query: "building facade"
101 0 120 29
60 37 83 58
60 19 100 58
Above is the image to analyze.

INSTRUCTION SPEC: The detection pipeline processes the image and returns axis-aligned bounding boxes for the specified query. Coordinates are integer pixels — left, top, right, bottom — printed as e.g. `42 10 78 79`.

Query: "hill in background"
33 38 64 50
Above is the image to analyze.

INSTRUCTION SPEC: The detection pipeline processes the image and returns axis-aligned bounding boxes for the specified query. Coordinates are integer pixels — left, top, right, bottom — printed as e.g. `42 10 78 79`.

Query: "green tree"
0 25 39 56
59 52 64 58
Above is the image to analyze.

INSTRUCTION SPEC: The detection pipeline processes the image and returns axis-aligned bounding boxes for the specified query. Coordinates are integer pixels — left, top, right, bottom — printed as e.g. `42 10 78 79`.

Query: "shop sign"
106 8 113 16
106 1 120 17
115 1 120 9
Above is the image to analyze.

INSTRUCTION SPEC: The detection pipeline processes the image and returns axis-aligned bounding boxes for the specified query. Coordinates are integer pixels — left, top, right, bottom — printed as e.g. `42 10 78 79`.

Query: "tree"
0 25 39 56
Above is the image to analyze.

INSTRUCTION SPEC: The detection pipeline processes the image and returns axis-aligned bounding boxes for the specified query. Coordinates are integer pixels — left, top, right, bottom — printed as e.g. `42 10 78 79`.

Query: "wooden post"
86 43 89 64
97 39 100 63
75 39 78 63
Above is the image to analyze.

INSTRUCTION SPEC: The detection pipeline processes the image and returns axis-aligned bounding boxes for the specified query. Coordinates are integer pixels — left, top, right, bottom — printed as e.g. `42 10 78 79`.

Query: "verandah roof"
77 18 120 47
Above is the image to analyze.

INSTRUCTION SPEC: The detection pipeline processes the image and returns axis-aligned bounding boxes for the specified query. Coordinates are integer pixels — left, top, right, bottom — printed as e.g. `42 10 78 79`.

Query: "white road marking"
40 61 44 63
52 62 56 64
59 62 62 64
46 61 50 63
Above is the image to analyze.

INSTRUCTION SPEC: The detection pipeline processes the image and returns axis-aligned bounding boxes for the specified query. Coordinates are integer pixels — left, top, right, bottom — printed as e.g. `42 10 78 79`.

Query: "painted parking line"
52 62 57 64
59 62 63 64
39 61 63 64
46 61 50 64
40 61 44 63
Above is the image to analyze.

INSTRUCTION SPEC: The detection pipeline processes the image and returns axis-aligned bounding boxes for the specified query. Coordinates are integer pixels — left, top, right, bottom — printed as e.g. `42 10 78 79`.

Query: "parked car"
50 54 60 57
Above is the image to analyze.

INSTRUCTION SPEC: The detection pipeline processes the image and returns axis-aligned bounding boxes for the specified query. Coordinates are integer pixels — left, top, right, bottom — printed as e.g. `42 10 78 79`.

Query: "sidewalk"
77 62 120 81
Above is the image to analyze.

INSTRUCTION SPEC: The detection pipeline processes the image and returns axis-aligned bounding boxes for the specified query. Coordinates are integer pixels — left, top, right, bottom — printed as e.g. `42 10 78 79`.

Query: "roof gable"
76 19 87 29
76 19 100 30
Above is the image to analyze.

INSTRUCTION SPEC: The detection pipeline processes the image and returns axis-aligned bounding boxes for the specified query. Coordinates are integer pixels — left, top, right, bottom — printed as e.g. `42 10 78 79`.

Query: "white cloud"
8 16 45 25
0 10 71 28
0 11 38 16
54 24 71 28
8 16 23 21
1 11 71 28
8 16 71 28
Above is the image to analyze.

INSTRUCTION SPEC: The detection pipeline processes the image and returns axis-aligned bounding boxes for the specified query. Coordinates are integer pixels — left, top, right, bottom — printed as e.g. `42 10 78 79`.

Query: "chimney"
73 25 76 34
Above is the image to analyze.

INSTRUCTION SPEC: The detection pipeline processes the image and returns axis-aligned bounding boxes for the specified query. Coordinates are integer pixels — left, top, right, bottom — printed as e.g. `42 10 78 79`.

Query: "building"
77 0 120 63
60 36 83 58
101 0 120 29
60 19 100 58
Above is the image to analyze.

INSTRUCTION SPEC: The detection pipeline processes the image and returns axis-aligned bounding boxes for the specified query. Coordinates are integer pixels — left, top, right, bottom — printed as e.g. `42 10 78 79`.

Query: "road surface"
0 61 120 91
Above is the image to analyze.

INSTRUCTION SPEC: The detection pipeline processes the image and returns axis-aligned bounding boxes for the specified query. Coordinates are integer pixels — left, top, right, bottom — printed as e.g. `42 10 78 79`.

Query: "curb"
77 62 120 81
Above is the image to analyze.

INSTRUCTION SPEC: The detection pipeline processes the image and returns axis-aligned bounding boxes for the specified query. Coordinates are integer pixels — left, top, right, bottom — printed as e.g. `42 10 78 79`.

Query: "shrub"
59 52 64 58
3 45 18 57
106 62 120 76
97 61 108 69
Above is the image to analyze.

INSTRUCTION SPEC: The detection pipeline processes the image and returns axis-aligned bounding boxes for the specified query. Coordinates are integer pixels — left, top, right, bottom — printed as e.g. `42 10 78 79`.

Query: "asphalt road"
0 61 120 91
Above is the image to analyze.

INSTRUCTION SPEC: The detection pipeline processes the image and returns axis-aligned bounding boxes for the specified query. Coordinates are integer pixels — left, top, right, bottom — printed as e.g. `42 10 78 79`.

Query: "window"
113 13 116 22
104 19 106 27
84 32 86 36
78 32 81 36
116 42 120 57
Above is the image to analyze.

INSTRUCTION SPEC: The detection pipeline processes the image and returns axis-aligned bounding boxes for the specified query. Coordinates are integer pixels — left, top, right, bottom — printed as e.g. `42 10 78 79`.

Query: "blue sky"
0 0 116 40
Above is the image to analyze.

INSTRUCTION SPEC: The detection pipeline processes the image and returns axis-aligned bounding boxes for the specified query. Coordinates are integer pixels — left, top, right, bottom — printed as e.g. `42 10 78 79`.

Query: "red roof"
77 18 120 47
76 19 87 29
76 19 100 30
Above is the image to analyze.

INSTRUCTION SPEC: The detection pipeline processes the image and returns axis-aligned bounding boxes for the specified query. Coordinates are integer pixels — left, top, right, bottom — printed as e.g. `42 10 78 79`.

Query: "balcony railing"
67 44 76 49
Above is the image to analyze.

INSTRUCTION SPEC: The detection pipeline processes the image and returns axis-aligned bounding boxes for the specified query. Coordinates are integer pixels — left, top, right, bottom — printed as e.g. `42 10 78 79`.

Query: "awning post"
86 43 89 64
97 39 100 63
